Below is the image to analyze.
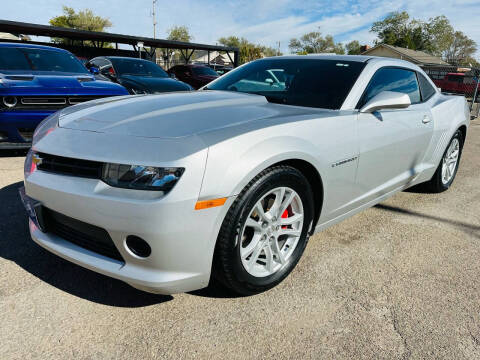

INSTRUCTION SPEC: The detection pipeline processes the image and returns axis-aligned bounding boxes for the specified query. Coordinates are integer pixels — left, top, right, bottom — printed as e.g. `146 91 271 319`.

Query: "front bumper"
23 163 233 295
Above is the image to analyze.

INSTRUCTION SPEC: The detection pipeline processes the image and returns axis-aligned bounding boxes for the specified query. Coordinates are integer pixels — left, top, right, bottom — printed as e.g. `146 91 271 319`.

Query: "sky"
2 0 480 58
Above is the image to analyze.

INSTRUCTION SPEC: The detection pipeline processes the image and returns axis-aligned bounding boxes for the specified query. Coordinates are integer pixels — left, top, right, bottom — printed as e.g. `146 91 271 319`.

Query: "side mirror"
89 67 99 75
169 73 177 79
265 78 274 85
360 91 411 113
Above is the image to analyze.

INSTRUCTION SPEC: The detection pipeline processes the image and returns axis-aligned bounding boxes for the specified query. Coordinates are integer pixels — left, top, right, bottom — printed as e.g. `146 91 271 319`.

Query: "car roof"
0 42 68 52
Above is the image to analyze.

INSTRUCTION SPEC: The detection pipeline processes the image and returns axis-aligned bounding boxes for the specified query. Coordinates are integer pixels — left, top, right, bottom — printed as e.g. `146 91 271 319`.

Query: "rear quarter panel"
425 94 470 168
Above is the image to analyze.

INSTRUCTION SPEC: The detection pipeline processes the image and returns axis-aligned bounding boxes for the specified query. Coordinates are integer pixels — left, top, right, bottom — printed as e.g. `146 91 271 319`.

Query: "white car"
21 55 470 295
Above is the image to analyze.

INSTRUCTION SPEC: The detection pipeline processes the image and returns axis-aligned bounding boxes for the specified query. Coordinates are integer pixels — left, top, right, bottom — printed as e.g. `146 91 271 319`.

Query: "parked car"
86 57 192 94
228 67 286 92
0 43 128 149
433 72 480 98
167 64 219 89
207 64 233 76
21 55 470 296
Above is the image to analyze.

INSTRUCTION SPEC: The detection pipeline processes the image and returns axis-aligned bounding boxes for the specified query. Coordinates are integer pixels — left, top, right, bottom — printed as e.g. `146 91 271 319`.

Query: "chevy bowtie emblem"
32 153 43 166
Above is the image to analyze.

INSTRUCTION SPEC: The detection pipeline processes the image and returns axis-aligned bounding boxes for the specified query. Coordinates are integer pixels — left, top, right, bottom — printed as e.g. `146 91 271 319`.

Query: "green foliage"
444 31 478 66
289 31 345 55
167 26 192 42
217 36 281 64
345 40 362 55
371 12 478 65
49 6 112 47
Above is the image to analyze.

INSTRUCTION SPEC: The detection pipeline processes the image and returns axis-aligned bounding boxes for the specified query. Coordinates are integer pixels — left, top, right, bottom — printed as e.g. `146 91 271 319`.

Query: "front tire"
213 166 314 295
424 130 463 193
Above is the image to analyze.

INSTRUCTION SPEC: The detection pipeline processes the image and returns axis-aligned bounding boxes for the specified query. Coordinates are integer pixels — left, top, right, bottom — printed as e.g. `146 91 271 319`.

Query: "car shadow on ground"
375 203 480 239
0 181 172 307
0 149 28 158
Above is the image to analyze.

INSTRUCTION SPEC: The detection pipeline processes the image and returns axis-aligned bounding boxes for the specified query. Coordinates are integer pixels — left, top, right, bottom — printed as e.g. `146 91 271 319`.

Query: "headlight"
102 163 184 192
24 149 35 179
32 113 58 146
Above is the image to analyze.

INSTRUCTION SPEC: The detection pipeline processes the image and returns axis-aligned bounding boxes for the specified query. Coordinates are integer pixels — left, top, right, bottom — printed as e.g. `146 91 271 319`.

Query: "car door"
354 67 434 204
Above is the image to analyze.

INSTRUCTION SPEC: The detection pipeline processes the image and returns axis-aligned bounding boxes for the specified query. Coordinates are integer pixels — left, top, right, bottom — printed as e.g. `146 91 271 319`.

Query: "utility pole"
152 0 157 39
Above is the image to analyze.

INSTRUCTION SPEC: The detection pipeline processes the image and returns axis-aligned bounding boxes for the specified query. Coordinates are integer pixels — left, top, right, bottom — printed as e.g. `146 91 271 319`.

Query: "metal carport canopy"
0 19 239 65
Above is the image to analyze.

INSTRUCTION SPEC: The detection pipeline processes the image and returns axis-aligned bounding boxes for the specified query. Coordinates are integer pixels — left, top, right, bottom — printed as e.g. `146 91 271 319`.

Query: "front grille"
36 152 103 179
21 97 66 105
68 96 97 105
2 96 104 110
43 207 124 262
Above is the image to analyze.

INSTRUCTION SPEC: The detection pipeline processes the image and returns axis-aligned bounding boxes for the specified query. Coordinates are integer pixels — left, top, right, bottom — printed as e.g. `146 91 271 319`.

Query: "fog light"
3 96 17 108
126 235 151 258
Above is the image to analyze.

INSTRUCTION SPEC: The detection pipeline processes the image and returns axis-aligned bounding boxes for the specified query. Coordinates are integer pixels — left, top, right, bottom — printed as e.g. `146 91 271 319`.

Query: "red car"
167 64 219 89
433 73 480 97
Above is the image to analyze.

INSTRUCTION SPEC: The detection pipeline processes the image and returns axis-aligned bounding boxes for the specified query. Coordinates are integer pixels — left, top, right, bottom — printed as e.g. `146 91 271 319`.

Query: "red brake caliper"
281 206 292 229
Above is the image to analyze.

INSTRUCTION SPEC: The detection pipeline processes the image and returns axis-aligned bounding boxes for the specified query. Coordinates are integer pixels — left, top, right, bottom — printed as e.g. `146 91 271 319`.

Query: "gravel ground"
0 120 479 359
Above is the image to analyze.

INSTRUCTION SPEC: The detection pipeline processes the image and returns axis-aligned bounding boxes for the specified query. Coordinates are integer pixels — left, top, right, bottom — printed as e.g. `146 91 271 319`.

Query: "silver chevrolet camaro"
21 55 470 295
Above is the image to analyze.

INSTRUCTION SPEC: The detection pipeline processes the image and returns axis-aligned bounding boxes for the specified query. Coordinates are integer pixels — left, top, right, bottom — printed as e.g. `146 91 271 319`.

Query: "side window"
90 58 109 70
417 73 436 101
361 67 421 107
448 75 463 83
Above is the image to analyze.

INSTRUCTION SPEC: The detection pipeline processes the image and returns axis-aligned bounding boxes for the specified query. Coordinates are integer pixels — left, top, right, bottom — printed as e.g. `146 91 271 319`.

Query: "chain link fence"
422 65 480 119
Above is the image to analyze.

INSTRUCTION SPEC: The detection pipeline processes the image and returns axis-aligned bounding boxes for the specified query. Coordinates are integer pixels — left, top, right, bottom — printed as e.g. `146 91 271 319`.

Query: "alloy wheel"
239 187 304 277
441 138 460 185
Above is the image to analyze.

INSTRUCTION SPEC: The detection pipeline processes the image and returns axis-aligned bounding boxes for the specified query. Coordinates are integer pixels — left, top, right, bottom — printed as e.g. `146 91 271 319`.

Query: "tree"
167 26 192 42
218 36 279 64
371 11 432 51
260 45 281 58
49 6 112 46
444 31 478 65
371 12 478 65
346 40 362 55
425 15 454 57
289 31 344 55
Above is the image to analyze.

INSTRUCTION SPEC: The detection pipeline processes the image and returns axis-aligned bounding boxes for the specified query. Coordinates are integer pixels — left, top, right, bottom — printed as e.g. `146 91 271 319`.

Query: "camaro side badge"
332 156 358 168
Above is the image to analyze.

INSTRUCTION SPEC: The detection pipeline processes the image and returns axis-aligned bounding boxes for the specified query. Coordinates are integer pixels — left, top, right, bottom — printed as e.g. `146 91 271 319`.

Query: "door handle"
422 116 432 124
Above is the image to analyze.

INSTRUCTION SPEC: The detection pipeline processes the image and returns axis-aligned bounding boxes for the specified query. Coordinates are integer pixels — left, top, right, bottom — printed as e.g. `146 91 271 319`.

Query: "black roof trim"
0 19 238 52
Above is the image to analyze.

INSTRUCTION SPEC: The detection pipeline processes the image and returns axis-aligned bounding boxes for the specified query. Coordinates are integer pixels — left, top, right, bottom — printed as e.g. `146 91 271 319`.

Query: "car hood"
0 71 127 95
58 90 325 139
118 75 191 92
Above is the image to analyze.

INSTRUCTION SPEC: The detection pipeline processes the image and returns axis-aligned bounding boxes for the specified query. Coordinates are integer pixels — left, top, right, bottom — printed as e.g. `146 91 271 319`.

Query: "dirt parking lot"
1 120 479 360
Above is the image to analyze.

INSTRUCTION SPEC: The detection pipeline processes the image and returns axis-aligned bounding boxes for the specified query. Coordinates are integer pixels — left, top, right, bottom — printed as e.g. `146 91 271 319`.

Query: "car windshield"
192 66 218 76
207 58 366 109
0 47 87 73
110 58 168 77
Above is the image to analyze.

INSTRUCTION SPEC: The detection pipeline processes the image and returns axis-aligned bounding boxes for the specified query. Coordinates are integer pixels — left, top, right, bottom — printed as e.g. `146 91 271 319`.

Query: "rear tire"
212 166 314 295
423 130 463 193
